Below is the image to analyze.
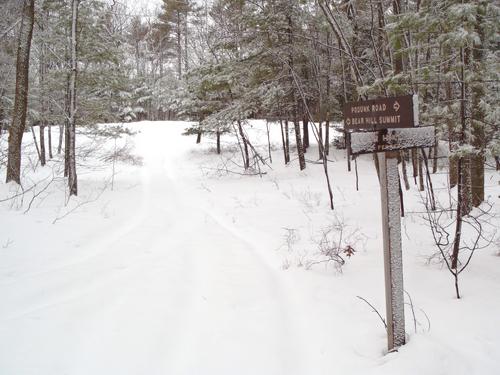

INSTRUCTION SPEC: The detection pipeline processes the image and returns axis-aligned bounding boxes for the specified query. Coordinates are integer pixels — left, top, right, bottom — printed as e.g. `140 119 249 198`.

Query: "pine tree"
158 0 192 79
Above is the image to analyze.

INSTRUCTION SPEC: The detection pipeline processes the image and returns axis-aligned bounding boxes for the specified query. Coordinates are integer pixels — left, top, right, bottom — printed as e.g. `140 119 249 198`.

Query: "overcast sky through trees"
124 0 162 12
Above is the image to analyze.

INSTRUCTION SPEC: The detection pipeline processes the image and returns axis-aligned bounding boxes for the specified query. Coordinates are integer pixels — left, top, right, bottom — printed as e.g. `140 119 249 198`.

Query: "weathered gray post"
378 151 405 350
344 94 434 352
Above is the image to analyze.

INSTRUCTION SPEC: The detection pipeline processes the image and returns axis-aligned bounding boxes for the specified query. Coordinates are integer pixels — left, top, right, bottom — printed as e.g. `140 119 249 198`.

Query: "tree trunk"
324 115 330 156
6 0 35 184
411 148 418 185
48 121 53 159
294 117 306 171
58 123 64 155
68 0 79 196
159 38 164 79
470 2 486 207
446 79 458 188
196 127 202 144
237 120 250 170
418 152 424 191
216 130 220 154
135 41 140 76
346 131 351 172
318 121 323 160
432 141 438 174
266 120 272 163
284 119 290 164
454 46 472 217
392 1 404 85
184 12 189 73
373 153 380 182
176 11 182 79
286 12 305 171
451 159 464 271
280 119 288 164
30 124 42 163
401 151 410 190
0 88 4 137
421 148 436 211
324 32 331 156
39 124 46 166
64 60 70 174
302 115 309 151
39 28 47 166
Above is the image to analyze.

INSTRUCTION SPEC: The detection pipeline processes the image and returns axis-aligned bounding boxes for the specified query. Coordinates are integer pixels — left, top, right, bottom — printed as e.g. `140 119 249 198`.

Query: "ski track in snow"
0 123 315 375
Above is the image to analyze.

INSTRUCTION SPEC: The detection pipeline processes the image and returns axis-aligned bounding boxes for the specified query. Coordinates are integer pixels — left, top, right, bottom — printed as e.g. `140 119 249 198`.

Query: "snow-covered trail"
0 123 318 374
2 121 499 375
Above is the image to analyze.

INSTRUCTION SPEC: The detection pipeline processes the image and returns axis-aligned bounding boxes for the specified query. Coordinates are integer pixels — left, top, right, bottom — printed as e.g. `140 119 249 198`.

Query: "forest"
1 0 498 191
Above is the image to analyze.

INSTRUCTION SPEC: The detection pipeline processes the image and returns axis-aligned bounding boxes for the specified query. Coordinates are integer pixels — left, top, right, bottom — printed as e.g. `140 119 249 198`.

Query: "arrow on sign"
393 101 400 112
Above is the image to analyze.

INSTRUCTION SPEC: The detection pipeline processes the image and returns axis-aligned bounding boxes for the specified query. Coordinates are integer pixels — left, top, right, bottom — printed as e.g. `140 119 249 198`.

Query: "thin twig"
357 296 387 330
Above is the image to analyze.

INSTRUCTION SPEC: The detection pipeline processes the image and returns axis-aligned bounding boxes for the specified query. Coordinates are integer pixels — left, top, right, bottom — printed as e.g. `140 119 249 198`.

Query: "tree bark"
280 119 289 164
39 21 47 166
6 0 35 184
286 12 305 171
30 123 42 163
324 31 331 156
324 116 330 156
176 10 182 79
266 120 272 163
418 153 425 191
401 151 410 190
237 120 249 170
0 88 4 137
346 131 352 172
284 119 290 164
432 140 438 174
451 160 463 270
184 11 189 73
294 116 306 171
196 125 202 144
302 116 309 151
48 121 53 158
68 0 79 196
470 1 486 207
446 78 458 188
459 46 471 216
318 121 323 160
411 148 418 185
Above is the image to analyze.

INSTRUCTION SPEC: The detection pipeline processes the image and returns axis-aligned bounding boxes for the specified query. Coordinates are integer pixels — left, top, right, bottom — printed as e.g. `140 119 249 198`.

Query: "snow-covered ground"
0 121 499 375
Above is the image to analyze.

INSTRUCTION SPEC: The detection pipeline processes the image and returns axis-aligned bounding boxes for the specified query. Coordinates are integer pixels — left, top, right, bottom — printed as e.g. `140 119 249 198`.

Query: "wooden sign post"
378 150 405 350
343 95 434 351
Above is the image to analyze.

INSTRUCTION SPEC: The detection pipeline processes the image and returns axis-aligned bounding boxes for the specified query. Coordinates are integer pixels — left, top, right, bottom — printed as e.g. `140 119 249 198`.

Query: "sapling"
424 193 497 298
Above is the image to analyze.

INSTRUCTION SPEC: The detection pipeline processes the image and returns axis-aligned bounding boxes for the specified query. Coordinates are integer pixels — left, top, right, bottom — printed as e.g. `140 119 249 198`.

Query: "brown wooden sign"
343 95 416 130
